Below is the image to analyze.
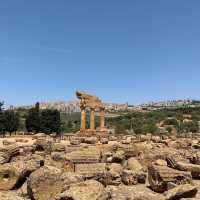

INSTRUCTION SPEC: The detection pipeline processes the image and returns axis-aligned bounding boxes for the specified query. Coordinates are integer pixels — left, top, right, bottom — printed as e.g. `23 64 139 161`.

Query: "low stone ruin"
1 134 200 199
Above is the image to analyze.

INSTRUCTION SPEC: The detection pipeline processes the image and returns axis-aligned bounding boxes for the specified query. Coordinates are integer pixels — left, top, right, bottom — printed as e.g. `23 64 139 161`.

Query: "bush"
40 109 61 134
143 123 158 134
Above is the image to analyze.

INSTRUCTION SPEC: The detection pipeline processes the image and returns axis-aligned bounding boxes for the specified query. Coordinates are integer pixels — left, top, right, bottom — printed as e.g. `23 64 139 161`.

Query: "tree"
183 121 199 133
132 118 144 134
115 124 127 134
143 123 158 134
0 102 4 112
4 110 19 135
40 109 61 134
62 120 74 133
0 102 5 136
25 102 40 133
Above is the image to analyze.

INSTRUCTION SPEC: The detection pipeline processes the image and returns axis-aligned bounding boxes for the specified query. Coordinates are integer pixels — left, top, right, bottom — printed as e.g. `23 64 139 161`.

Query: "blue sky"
1 0 200 106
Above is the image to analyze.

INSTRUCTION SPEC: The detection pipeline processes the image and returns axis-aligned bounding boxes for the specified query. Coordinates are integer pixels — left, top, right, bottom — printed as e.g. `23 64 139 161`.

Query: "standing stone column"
81 108 86 131
100 108 105 130
90 108 95 130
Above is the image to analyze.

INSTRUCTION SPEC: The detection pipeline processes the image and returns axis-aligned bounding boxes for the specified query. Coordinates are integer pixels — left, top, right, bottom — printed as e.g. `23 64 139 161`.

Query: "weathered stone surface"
66 149 101 163
121 138 131 144
140 134 151 142
27 166 63 200
75 163 106 178
60 172 84 191
109 163 123 174
107 141 120 151
109 136 118 141
2 140 16 146
164 184 198 200
56 180 108 200
52 143 66 152
148 165 192 193
0 144 19 164
15 138 29 143
102 171 121 186
76 91 103 111
152 136 161 143
0 160 40 190
167 157 200 178
118 144 137 158
111 150 125 163
70 138 81 146
3 131 200 200
106 185 165 200
127 157 143 172
44 156 66 170
100 138 108 144
0 191 26 200
100 164 122 186
84 136 98 144
121 169 146 185
65 145 85 154
20 146 35 155
190 153 200 165
35 138 53 152
51 152 66 162
132 142 153 157
155 159 168 166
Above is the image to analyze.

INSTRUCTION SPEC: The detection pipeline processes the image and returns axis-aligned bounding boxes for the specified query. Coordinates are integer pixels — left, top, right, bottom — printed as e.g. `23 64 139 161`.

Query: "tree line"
26 102 61 134
0 102 19 136
0 102 61 136
107 106 200 134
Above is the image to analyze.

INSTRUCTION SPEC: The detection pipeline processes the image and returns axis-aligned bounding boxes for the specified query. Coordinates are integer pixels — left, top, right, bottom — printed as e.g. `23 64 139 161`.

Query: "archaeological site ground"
0 92 200 200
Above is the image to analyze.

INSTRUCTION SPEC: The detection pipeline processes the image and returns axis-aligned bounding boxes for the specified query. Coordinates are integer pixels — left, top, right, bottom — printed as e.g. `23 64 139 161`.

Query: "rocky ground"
0 133 200 199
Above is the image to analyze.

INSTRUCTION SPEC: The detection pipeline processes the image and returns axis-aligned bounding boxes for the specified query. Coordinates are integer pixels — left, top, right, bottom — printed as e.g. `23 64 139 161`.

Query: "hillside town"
13 99 200 114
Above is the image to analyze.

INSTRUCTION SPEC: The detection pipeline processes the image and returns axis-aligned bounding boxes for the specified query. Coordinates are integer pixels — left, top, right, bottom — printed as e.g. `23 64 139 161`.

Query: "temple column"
100 108 105 130
90 108 95 130
80 108 86 131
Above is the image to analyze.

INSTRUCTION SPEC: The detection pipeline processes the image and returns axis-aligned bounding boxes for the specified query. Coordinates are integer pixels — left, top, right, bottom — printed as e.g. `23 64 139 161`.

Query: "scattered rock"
148 164 192 193
164 184 198 200
27 166 63 200
127 157 143 171
0 160 40 190
100 138 108 144
0 191 26 200
121 169 146 185
56 180 108 200
155 159 168 166
84 137 98 144
106 185 165 200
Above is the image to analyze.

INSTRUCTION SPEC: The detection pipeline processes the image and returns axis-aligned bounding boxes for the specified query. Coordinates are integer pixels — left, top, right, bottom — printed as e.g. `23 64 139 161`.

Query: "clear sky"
1 0 200 106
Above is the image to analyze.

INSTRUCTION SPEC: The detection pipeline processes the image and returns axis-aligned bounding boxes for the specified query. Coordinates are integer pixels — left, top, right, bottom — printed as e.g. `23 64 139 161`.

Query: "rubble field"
1 133 200 200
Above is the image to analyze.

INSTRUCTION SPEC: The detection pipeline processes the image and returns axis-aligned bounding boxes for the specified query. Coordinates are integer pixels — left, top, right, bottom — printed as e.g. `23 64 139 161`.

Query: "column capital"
90 107 95 111
100 107 105 110
80 105 86 110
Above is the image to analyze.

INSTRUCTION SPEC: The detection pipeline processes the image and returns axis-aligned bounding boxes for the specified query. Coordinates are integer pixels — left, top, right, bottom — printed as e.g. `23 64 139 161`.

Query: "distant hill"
14 101 130 113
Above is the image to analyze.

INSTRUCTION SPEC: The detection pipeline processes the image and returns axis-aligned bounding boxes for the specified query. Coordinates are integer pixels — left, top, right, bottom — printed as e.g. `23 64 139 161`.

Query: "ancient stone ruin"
1 93 200 199
76 91 108 134
0 132 200 199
